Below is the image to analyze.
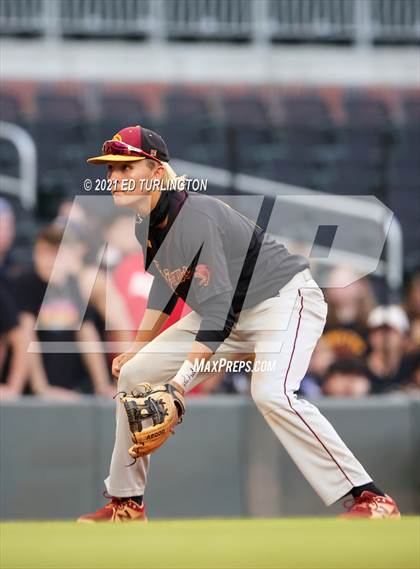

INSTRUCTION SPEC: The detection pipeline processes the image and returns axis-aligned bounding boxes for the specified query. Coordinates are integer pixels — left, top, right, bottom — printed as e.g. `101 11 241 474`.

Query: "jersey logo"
194 264 210 287
153 260 192 290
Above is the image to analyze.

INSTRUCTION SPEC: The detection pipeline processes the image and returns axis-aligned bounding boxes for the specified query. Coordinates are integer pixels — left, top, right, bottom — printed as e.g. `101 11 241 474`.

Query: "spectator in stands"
322 358 371 398
401 353 420 393
0 197 17 277
57 198 89 226
55 203 134 354
57 201 192 358
300 337 335 397
0 197 28 400
13 224 115 400
366 305 416 394
0 278 28 400
323 268 376 360
404 270 420 353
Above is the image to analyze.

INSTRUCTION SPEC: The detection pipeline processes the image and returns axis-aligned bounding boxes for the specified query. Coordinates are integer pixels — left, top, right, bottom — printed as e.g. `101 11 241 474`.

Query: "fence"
0 122 37 209
0 0 419 43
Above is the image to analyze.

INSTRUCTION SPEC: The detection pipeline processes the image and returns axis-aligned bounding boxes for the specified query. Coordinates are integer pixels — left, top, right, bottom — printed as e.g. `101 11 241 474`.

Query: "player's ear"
153 163 165 180
144 159 163 177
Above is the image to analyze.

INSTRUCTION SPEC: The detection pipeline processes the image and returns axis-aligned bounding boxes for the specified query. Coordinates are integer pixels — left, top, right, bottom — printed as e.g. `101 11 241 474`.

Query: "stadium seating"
276 93 333 128
0 83 418 267
0 91 26 124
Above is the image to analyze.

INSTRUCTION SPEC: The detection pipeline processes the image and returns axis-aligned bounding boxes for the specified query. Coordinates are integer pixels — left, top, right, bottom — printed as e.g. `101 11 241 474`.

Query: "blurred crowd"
0 196 419 401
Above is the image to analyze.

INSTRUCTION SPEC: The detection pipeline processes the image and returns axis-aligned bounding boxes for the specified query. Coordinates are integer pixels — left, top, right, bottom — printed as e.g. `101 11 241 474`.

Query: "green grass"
0 517 419 569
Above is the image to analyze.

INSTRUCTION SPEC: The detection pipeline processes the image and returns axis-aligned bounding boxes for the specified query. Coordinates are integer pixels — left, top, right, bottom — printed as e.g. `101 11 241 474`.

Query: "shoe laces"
343 493 382 513
102 491 127 510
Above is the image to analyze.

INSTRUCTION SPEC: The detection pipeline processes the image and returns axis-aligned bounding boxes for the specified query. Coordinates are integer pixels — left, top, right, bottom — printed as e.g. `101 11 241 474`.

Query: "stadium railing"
0 121 37 210
0 0 419 44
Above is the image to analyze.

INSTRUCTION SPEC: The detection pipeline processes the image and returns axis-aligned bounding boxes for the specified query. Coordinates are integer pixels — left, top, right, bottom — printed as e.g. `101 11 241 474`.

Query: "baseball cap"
367 305 410 333
87 125 170 164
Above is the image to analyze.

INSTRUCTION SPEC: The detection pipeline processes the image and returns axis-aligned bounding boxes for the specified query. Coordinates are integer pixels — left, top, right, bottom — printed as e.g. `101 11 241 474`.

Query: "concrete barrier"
0 394 418 519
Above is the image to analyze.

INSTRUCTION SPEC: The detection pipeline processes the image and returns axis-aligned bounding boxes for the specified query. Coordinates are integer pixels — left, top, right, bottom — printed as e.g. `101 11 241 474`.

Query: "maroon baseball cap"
87 125 170 164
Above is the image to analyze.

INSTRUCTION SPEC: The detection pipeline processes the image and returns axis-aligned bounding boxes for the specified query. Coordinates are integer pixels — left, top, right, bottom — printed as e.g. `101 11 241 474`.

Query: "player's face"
107 160 163 214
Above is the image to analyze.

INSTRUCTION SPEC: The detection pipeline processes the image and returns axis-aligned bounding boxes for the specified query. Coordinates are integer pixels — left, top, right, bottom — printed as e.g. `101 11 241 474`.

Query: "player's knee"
117 363 138 393
251 381 289 415
251 381 270 411
118 355 163 393
118 358 146 392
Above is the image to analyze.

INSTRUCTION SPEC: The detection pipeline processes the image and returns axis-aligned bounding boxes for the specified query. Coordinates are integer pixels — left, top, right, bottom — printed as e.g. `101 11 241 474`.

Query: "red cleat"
340 491 400 519
77 494 147 523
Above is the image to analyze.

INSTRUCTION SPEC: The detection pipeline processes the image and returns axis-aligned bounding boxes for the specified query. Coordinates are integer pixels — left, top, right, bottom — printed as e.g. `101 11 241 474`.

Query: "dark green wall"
0 395 418 519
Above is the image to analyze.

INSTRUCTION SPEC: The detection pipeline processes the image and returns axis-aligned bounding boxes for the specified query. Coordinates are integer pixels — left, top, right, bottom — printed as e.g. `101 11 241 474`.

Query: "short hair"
325 358 369 380
35 224 64 247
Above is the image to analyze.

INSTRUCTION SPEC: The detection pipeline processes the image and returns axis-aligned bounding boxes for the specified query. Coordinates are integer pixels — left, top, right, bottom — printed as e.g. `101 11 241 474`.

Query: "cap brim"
86 154 146 164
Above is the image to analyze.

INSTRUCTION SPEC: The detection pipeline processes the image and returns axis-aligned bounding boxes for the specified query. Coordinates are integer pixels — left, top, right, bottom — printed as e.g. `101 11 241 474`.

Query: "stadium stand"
1 0 419 44
1 83 419 270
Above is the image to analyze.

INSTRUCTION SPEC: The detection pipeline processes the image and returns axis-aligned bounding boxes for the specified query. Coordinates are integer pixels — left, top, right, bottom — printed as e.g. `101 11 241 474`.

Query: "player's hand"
112 351 136 379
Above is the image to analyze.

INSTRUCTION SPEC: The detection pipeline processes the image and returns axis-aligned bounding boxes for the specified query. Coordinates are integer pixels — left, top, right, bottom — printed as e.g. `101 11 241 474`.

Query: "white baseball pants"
105 269 372 506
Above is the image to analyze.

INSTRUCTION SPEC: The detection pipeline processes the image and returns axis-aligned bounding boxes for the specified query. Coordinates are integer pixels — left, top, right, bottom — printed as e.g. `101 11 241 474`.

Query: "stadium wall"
1 40 419 85
0 395 419 520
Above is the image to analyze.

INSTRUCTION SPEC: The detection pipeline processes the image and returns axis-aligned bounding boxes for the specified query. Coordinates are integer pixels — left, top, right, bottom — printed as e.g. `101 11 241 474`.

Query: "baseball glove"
120 383 185 459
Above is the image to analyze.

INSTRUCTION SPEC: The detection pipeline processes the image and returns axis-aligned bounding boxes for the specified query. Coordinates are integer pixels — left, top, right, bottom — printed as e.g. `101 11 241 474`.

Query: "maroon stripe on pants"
282 289 355 488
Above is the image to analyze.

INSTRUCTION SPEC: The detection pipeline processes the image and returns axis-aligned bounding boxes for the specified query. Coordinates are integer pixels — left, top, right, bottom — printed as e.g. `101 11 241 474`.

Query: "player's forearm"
28 350 51 395
130 309 169 351
5 327 28 394
82 350 111 393
186 342 214 363
78 322 112 393
19 313 49 395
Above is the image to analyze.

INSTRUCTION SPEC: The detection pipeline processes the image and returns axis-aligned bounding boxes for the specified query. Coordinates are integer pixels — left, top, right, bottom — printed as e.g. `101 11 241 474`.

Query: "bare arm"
79 267 133 348
131 308 170 350
77 320 114 397
3 326 28 395
20 313 80 400
19 313 50 395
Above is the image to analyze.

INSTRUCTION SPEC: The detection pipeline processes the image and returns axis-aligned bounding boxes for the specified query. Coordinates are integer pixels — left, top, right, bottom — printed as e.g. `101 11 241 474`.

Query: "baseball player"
78 125 400 522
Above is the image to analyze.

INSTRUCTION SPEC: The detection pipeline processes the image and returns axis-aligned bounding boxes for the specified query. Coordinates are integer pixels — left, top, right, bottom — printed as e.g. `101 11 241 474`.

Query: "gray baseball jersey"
135 190 309 350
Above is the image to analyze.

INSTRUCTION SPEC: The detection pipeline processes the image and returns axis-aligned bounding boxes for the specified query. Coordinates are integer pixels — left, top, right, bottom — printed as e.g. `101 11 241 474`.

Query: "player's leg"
104 310 203 498
77 311 204 522
248 273 374 506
